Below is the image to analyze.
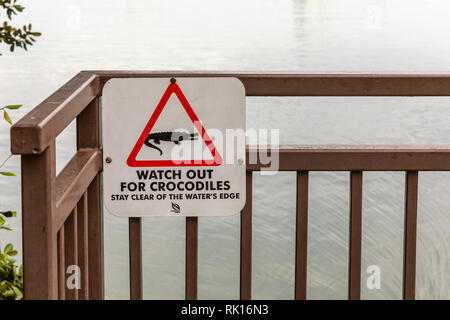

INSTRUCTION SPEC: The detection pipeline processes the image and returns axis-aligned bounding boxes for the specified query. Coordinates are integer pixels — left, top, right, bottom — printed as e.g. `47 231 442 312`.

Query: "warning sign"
127 81 223 167
102 77 246 217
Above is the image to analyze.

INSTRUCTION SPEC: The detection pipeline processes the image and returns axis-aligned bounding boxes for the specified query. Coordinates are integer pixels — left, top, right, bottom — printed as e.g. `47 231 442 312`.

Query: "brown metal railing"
11 71 450 300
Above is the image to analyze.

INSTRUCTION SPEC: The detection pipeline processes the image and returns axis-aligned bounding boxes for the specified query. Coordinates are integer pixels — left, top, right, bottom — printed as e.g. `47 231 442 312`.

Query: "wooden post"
57 226 66 299
295 171 309 300
21 142 58 299
185 217 198 300
348 171 363 300
77 193 89 299
64 209 78 300
240 171 253 300
76 97 104 299
403 171 418 300
129 217 143 300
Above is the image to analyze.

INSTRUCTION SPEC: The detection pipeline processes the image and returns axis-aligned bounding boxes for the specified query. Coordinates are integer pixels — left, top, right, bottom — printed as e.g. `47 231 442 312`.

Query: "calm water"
1 0 450 299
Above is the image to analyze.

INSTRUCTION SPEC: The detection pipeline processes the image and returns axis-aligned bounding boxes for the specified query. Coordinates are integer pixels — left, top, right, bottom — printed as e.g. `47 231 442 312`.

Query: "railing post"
348 171 363 300
76 96 104 299
295 171 309 300
64 209 78 300
403 171 418 300
240 171 253 300
185 217 198 300
129 217 143 300
21 142 58 299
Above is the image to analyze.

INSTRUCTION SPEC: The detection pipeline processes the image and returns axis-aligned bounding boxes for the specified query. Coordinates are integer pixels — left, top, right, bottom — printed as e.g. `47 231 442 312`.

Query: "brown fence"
11 71 450 300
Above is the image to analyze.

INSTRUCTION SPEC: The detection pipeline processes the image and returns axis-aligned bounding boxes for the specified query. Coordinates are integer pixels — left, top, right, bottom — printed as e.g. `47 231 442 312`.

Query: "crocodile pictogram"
144 131 199 156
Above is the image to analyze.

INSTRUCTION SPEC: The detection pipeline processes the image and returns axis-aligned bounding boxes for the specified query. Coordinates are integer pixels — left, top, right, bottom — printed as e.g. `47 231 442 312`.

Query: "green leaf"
0 211 16 218
5 105 21 110
4 244 13 255
4 290 13 297
8 250 18 257
0 214 5 226
0 226 12 231
11 285 22 298
0 172 15 176
3 110 12 124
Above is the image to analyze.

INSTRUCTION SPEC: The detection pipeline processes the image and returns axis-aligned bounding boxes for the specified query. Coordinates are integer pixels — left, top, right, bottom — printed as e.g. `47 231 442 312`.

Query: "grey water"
1 0 450 299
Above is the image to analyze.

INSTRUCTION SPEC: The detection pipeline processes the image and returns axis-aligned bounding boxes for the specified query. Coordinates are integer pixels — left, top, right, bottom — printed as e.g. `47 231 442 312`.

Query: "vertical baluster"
129 217 143 300
403 171 418 300
64 209 78 300
77 193 89 299
87 175 102 299
185 217 198 300
295 171 309 300
21 141 58 299
77 96 104 299
57 226 65 300
348 171 363 300
240 171 253 300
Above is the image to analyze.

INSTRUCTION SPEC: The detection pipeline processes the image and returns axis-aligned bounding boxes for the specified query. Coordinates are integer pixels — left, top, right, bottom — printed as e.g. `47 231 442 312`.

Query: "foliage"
0 243 23 300
1 0 40 300
0 0 41 55
0 209 16 231
0 105 22 300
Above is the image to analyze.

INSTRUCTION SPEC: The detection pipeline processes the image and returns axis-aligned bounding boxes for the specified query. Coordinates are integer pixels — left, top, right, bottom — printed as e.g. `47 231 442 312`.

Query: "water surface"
1 0 450 299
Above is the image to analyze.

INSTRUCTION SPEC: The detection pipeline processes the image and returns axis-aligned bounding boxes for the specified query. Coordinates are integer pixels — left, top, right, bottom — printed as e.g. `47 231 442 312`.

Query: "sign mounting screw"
170 77 176 84
105 157 112 164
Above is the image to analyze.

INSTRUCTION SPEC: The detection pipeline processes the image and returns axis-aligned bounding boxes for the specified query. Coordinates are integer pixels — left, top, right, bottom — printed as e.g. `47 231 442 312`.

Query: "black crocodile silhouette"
144 131 198 156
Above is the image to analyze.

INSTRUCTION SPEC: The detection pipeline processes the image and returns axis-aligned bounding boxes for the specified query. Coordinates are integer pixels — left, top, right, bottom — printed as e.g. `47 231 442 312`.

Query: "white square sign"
102 77 246 217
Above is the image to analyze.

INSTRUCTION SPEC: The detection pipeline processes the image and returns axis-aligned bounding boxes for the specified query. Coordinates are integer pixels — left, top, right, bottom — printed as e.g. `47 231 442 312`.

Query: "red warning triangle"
127 82 223 167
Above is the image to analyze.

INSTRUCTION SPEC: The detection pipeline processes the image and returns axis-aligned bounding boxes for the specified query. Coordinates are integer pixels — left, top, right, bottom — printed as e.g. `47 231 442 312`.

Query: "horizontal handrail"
11 71 450 155
54 148 102 231
247 145 450 171
92 71 450 96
